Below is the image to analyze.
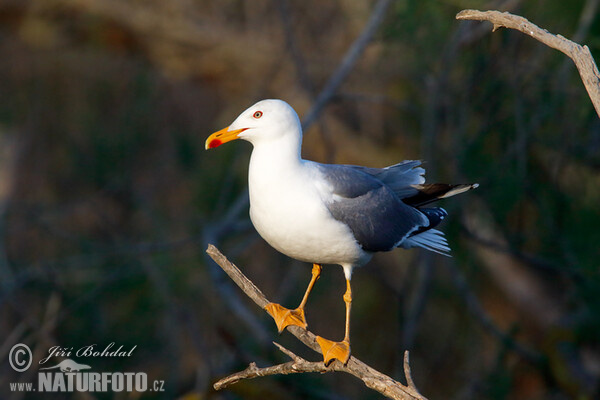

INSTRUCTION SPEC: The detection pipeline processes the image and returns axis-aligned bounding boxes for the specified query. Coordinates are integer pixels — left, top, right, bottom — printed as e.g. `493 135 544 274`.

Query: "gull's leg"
316 278 352 366
265 263 321 332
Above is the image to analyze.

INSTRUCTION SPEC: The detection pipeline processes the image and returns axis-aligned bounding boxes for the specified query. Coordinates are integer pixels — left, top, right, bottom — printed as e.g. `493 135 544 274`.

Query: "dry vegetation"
0 0 599 399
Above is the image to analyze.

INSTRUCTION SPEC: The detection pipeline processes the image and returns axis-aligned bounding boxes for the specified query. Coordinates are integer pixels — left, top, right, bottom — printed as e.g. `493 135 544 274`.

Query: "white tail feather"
400 229 451 256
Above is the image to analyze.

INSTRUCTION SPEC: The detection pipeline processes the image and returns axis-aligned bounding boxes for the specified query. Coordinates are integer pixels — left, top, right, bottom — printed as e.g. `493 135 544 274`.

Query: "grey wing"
316 164 428 252
345 160 425 199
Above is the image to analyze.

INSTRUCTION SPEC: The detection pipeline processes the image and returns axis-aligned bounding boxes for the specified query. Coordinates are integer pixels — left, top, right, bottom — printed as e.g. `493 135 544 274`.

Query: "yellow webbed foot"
316 336 350 366
265 303 307 333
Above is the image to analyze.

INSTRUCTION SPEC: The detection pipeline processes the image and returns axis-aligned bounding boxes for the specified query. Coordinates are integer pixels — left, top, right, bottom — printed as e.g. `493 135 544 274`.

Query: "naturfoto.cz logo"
8 343 165 394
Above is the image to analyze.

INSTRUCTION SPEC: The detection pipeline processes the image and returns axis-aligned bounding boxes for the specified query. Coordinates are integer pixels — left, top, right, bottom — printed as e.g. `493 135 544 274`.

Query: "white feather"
400 229 452 256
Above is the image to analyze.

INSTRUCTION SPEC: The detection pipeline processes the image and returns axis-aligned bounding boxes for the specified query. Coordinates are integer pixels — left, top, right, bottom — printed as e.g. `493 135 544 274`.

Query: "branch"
206 244 427 400
456 9 600 117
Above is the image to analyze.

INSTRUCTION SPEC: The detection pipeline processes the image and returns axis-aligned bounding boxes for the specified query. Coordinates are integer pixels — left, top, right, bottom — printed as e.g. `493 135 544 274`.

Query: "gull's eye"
253 111 263 119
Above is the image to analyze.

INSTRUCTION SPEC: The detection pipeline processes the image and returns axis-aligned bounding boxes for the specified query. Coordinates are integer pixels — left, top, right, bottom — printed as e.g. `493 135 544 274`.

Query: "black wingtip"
404 182 478 207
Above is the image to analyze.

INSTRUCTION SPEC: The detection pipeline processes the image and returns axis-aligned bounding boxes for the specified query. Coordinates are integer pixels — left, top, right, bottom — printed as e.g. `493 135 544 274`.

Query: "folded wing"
316 161 476 256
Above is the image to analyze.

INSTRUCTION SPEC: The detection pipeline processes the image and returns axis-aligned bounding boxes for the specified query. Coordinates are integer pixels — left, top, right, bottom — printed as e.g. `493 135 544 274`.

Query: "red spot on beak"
208 139 222 149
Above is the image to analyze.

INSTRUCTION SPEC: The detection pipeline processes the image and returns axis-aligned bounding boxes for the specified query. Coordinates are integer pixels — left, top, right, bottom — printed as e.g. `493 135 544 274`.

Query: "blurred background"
0 0 599 399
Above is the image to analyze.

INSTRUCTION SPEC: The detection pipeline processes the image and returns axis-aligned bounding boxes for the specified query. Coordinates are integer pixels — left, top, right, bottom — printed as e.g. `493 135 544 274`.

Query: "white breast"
248 156 369 268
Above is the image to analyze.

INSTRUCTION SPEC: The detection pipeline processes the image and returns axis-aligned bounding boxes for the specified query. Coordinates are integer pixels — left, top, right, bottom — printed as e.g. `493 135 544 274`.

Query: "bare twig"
456 9 600 117
206 244 270 309
206 244 427 400
214 342 426 397
213 343 328 390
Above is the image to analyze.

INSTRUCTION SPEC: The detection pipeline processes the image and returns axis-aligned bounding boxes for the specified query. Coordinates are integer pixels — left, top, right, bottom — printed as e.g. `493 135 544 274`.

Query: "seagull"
206 99 477 366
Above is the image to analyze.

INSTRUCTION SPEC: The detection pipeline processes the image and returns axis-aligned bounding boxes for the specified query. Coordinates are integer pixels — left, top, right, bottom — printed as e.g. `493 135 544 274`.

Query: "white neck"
248 133 303 174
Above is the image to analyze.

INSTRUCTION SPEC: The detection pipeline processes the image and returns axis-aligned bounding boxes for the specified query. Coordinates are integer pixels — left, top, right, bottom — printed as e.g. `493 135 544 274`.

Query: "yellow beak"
205 126 247 150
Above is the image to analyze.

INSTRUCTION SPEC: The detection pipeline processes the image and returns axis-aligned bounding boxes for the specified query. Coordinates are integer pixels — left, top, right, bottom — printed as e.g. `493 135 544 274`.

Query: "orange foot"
316 336 351 366
264 303 307 333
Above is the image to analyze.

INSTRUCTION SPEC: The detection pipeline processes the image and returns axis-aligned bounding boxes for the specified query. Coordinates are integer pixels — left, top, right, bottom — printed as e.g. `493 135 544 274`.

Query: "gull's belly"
249 187 367 266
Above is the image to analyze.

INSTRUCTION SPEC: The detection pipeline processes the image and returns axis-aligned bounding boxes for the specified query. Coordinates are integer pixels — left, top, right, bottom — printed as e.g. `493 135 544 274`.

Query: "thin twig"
456 9 600 117
206 244 270 309
206 244 428 400
403 351 419 393
213 343 327 390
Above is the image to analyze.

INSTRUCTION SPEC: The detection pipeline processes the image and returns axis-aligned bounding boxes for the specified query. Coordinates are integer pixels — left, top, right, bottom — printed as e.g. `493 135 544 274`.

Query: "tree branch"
206 244 427 400
456 9 600 117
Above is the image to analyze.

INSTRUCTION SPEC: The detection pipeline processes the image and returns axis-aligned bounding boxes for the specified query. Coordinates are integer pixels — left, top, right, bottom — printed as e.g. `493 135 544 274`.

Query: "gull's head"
205 99 301 150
